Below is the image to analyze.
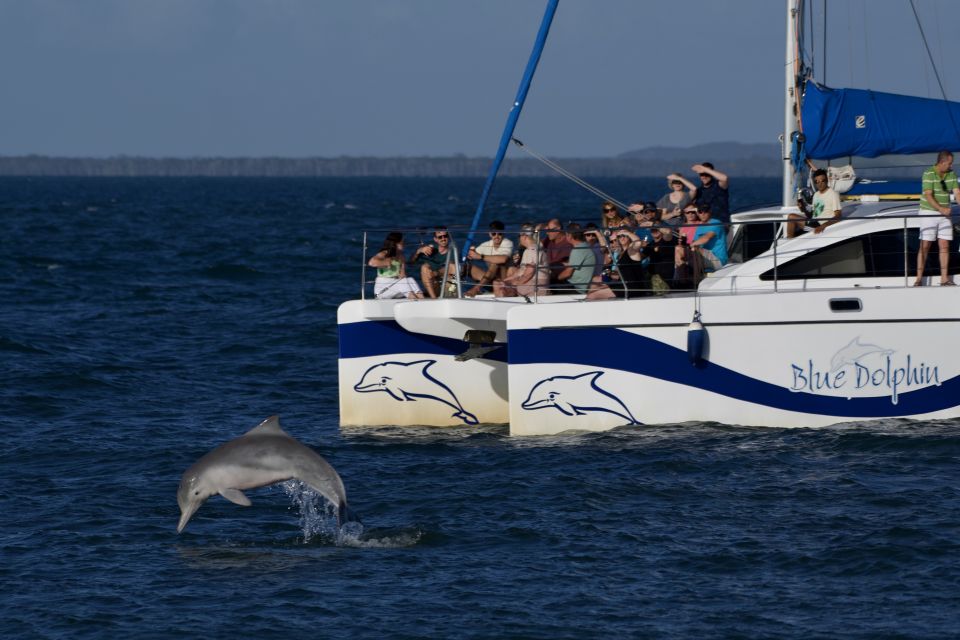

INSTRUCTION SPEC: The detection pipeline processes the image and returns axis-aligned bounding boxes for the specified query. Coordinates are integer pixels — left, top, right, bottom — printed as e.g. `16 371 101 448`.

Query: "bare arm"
507 264 535 285
692 164 729 189
367 250 390 268
668 172 698 195
690 231 716 247
813 210 842 234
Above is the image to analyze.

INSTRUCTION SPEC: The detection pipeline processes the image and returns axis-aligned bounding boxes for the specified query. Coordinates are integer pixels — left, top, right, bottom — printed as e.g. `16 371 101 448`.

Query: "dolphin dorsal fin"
244 415 288 437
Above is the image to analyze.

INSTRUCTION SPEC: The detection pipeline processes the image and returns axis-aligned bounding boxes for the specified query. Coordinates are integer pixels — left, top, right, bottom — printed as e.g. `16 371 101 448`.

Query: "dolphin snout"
521 398 553 409
177 502 200 533
353 381 380 392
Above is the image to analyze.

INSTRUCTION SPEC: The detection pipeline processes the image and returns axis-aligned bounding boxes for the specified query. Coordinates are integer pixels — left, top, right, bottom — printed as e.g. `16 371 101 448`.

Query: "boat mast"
782 0 801 207
462 0 560 259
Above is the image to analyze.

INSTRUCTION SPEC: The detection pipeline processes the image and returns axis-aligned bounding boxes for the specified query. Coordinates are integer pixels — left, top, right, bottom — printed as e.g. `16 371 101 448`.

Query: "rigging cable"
509 138 633 213
908 0 960 142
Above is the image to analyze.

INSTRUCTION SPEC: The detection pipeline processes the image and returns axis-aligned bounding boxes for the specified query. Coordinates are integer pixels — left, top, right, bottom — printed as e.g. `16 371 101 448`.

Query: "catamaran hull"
338 299 508 427
507 289 960 435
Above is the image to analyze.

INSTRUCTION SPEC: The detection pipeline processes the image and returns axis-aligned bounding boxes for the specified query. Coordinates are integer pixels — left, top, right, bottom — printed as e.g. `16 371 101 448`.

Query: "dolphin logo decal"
830 337 895 372
354 359 479 425
521 371 639 425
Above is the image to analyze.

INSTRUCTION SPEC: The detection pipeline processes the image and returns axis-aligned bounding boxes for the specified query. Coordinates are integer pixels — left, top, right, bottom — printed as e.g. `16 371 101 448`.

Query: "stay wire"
510 137 632 212
908 0 960 142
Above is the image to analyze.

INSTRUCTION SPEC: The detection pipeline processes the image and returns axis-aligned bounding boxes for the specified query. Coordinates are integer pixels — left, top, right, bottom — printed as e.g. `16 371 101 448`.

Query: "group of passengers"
368 163 733 299
368 151 960 297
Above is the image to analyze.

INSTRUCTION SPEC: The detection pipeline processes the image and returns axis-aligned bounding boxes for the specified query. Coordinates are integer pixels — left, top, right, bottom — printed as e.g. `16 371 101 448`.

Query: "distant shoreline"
0 155 783 178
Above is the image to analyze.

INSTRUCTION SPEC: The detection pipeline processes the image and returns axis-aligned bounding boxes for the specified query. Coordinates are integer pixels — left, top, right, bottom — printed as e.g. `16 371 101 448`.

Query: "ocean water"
1 176 958 639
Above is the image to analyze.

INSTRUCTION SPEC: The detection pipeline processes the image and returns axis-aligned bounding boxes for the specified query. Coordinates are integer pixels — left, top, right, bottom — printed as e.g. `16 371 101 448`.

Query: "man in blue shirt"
690 204 728 271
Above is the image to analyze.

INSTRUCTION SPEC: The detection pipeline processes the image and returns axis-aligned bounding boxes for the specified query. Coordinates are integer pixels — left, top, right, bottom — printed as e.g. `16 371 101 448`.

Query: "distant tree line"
0 155 784 178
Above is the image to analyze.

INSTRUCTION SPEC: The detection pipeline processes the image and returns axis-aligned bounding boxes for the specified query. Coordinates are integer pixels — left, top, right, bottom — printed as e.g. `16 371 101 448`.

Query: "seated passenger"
367 231 424 299
583 223 607 284
657 173 698 227
642 226 677 292
631 203 659 243
787 167 842 238
465 220 514 297
678 205 700 245
689 205 728 270
587 229 650 300
410 226 458 298
601 201 622 229
493 223 550 298
542 218 574 289
556 223 596 295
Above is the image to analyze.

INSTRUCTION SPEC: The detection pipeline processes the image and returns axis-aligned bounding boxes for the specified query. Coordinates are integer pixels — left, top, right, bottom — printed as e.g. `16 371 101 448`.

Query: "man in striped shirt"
915 150 960 286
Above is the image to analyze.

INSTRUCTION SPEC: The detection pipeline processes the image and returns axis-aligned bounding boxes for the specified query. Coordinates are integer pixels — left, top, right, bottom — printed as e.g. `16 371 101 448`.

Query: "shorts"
919 209 953 241
374 276 422 299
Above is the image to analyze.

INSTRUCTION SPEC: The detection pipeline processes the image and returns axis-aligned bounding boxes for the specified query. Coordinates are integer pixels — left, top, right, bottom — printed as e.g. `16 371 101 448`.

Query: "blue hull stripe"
509 328 957 417
339 320 507 362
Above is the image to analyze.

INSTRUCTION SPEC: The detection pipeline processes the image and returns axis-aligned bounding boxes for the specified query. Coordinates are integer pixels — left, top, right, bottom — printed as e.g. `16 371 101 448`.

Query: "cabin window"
728 221 778 264
760 228 960 280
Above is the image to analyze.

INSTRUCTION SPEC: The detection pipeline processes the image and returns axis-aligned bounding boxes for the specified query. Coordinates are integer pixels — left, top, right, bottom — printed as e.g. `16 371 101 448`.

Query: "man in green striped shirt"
915 150 960 286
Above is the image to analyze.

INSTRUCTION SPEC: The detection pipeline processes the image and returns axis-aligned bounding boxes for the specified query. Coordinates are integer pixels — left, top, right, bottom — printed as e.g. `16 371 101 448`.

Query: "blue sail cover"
802 82 960 160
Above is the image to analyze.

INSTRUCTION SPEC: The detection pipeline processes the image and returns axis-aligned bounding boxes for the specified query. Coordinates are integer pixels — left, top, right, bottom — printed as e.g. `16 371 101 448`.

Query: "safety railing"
357 211 958 301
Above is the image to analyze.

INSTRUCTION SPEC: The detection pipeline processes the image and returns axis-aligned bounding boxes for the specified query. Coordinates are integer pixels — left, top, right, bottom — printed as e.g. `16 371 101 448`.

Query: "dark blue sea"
2 176 958 639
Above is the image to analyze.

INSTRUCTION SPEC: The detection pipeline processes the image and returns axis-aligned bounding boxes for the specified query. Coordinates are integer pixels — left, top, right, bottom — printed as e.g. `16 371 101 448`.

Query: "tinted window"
760 228 960 280
728 221 778 263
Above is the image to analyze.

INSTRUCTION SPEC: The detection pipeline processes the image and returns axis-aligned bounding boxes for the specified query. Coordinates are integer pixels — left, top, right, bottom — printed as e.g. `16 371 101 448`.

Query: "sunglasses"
490 232 503 236
435 234 449 239
603 207 615 213
941 179 948 191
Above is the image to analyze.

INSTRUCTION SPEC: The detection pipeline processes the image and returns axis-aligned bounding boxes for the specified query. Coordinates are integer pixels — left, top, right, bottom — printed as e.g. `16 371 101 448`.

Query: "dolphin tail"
454 410 479 425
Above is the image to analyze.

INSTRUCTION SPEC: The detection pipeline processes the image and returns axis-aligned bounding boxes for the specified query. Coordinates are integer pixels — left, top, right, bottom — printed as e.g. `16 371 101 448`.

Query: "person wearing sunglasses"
465 220 514 297
657 173 698 228
691 161 730 223
601 202 630 230
809 169 842 233
915 150 960 286
411 226 457 298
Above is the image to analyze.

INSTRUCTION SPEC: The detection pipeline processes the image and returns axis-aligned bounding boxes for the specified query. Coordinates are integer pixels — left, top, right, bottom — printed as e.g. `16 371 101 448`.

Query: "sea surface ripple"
1 177 958 639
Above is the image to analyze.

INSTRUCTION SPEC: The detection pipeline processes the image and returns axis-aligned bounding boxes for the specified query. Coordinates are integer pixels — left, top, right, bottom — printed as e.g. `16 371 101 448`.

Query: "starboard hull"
507 288 960 435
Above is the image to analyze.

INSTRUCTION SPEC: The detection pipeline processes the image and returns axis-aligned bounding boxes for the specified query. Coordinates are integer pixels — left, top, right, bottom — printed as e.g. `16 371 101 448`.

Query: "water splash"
280 480 339 543
280 481 423 548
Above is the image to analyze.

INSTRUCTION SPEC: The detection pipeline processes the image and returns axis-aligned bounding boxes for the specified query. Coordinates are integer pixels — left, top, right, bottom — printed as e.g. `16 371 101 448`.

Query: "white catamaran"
338 0 960 435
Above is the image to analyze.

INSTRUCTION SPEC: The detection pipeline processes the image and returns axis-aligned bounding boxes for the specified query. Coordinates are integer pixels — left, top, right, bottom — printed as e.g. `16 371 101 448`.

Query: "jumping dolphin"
521 371 639 425
176 415 353 533
353 359 479 425
829 337 895 372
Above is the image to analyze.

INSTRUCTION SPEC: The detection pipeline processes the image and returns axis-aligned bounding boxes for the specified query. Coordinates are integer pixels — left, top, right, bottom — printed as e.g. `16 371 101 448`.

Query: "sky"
2 0 959 158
